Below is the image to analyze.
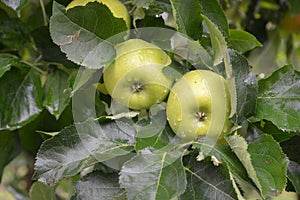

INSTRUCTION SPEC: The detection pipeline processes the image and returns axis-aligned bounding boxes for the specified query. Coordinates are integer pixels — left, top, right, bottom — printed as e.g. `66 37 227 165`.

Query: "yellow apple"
166 70 232 141
103 39 174 110
66 0 131 29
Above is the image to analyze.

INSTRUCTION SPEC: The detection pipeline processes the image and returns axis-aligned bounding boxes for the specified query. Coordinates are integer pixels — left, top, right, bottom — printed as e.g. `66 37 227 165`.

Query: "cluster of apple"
66 0 232 141
103 39 232 141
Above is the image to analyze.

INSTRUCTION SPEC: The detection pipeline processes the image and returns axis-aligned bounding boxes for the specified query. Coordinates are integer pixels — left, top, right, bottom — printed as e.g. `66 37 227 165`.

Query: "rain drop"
180 131 186 138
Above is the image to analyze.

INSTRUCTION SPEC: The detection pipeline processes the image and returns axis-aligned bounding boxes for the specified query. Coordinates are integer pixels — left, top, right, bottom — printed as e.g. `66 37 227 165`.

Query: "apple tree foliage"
0 0 300 199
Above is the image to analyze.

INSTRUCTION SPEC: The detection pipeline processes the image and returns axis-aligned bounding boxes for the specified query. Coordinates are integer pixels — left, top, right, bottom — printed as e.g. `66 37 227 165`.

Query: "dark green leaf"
0 68 43 130
287 161 300 193
168 34 214 69
199 0 229 38
33 120 135 186
31 26 77 67
135 14 166 28
170 0 203 40
0 130 20 181
248 134 288 198
281 135 300 163
229 50 258 123
0 17 31 50
135 106 169 151
1 0 28 11
288 0 300 15
192 139 260 197
132 0 154 8
119 150 186 200
180 158 238 200
50 2 127 69
227 134 289 198
200 14 231 77
43 69 70 119
229 30 262 53
193 141 250 184
29 181 56 200
135 127 171 151
149 1 172 14
0 54 18 78
254 121 298 142
255 65 300 132
73 171 125 200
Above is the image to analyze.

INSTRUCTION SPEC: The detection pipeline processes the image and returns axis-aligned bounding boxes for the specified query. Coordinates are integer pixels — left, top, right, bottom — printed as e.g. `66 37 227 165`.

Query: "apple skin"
66 0 131 29
103 39 174 110
166 70 232 141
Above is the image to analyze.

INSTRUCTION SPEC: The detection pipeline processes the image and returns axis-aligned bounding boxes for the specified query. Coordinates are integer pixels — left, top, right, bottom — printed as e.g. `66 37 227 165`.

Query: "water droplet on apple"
180 131 186 138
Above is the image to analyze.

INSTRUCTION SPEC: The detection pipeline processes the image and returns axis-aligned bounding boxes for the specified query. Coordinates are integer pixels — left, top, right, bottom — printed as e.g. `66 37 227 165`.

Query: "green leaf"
135 106 170 151
287 161 300 193
248 134 288 197
226 135 263 197
0 130 21 181
193 141 250 184
180 158 238 200
192 139 260 198
229 30 262 53
226 134 289 198
272 191 299 200
200 0 229 38
0 54 18 78
132 0 154 8
288 0 300 15
33 120 135 186
0 17 31 50
201 14 230 73
119 150 186 200
170 0 203 40
200 14 237 119
0 68 43 130
255 65 300 132
29 181 56 200
31 26 77 67
169 34 214 69
73 171 125 200
50 2 127 68
43 69 70 119
229 50 258 123
281 135 300 163
253 121 298 142
1 0 28 11
135 127 172 152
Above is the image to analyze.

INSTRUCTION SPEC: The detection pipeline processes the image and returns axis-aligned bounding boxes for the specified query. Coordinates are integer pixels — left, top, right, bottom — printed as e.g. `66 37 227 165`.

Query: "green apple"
166 70 232 141
66 0 131 29
103 39 174 110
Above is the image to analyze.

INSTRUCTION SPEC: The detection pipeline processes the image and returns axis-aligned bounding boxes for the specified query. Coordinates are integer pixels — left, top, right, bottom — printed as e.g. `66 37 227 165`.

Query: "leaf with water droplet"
229 50 258 124
254 65 300 132
226 134 289 198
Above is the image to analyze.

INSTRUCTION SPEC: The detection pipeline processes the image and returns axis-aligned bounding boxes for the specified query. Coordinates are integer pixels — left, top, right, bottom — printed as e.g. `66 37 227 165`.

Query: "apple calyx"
131 83 143 93
195 111 207 121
